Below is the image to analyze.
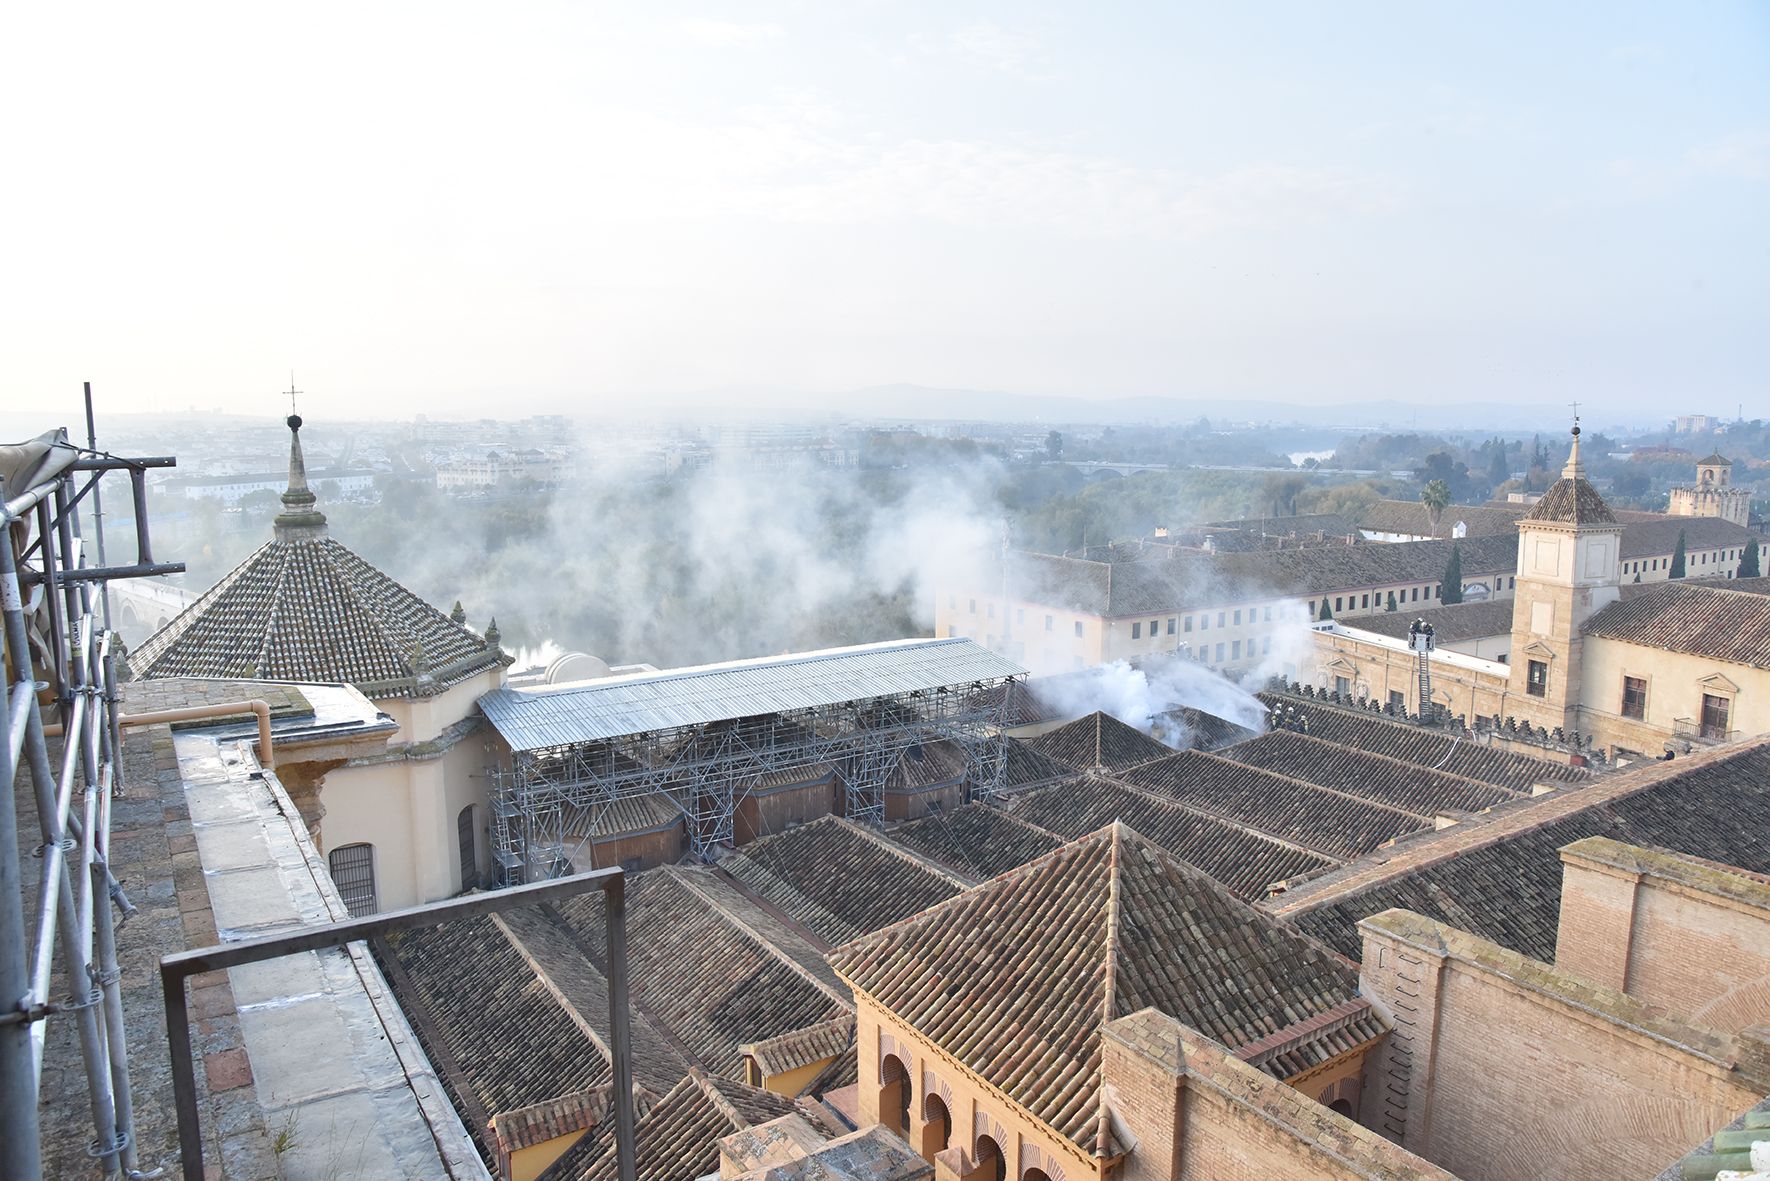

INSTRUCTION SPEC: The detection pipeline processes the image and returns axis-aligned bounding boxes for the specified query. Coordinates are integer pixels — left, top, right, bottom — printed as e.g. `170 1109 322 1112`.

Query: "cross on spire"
1569 400 1580 430
285 373 302 418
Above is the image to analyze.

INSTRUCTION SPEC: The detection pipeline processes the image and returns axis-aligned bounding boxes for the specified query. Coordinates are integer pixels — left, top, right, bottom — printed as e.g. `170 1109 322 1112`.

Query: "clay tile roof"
999 739 1080 790
1159 704 1258 751
1118 751 1430 862
1358 499 1527 539
1698 451 1731 465
1255 693 1586 791
131 536 505 699
1009 776 1334 898
826 824 1363 1156
720 816 964 945
887 803 1064 882
1221 730 1521 814
740 1015 856 1077
1520 476 1618 525
885 739 969 792
1582 581 1770 665
1028 711 1175 772
1270 739 1770 962
552 868 850 1077
1339 598 1515 645
570 794 685 839
542 1069 801 1181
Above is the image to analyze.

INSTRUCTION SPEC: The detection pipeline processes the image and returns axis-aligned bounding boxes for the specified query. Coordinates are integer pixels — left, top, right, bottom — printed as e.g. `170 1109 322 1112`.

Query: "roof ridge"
1095 823 1126 1154
310 539 424 675
665 868 853 1008
253 544 295 678
131 539 278 670
1246 728 1510 798
1086 768 1348 865
826 814 971 888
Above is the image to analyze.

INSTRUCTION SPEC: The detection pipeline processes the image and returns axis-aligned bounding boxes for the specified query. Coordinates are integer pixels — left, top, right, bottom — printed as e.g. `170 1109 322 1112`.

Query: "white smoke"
1038 656 1268 742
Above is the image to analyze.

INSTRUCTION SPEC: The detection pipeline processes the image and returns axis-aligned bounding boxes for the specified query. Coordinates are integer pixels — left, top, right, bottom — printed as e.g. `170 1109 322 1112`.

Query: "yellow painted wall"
510 1129 587 1181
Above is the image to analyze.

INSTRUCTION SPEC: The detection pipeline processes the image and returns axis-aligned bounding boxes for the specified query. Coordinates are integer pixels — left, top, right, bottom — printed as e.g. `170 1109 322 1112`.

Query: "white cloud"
910 20 1051 78
1689 131 1770 182
674 18 785 46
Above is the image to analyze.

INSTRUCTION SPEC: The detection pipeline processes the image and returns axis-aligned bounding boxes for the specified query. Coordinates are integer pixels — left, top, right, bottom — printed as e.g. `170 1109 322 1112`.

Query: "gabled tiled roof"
887 803 1064 882
1222 730 1521 815
999 739 1080 790
1159 705 1258 751
1009 776 1333 898
1119 751 1430 862
554 867 850 1077
1268 739 1770 962
1698 451 1732 466
1521 476 1618 525
374 913 609 1162
1029 711 1174 772
827 824 1363 1155
1339 598 1515 644
574 793 685 839
1256 694 1586 791
1358 499 1527 539
719 816 963 945
1583 580 1770 666
741 1015 855 1078
132 535 505 699
1616 513 1756 559
885 740 968 791
541 1069 800 1181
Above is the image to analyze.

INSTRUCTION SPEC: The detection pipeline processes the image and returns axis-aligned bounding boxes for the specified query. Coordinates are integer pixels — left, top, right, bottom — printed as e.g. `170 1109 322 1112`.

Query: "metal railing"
2 405 184 1180
160 868 638 1181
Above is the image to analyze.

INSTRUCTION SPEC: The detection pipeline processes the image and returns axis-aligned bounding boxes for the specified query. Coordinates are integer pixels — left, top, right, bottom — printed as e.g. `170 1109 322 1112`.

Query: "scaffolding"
485 654 1020 877
2 399 182 1179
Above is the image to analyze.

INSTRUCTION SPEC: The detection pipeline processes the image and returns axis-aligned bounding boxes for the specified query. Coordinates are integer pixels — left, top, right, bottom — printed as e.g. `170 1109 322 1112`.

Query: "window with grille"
329 844 377 917
458 806 478 890
1621 677 1647 720
1527 660 1548 698
1701 694 1732 739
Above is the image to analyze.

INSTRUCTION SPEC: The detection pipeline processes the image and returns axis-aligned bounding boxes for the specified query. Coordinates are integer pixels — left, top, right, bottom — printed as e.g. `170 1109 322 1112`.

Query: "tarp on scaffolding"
479 637 1026 750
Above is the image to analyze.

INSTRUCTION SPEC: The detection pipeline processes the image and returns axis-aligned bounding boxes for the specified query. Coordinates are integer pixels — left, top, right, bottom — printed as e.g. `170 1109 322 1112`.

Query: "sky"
4 2 1767 424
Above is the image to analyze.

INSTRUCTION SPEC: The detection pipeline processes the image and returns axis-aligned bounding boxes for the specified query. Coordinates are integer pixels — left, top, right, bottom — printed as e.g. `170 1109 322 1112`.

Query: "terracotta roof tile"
1029 712 1175 772
1521 475 1618 525
887 803 1064 882
827 824 1362 1155
1222 730 1521 814
132 536 505 698
1583 580 1770 665
1256 693 1586 791
1119 751 1430 861
740 1015 855 1078
720 816 964 945
1008 776 1333 899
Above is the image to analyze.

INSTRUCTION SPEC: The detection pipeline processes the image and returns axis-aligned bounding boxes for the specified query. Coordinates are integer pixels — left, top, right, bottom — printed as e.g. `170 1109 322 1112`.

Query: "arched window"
971 1135 1006 1181
329 843 377 917
1024 1171 1052 1181
1328 1098 1355 1117
457 805 478 890
879 1055 911 1137
920 1093 951 1160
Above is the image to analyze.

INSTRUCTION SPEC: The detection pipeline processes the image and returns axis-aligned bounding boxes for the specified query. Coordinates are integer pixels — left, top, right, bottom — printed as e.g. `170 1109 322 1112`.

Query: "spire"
1560 421 1585 481
273 413 329 543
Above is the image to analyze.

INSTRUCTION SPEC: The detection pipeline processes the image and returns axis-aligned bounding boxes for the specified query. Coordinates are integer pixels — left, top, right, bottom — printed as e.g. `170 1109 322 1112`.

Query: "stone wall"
1359 908 1767 1181
1556 837 1770 1034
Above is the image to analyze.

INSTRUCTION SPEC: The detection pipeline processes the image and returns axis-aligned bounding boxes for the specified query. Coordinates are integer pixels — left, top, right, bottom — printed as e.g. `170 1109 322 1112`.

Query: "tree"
1045 430 1063 461
1386 590 1398 612
1263 474 1306 517
1440 544 1464 604
1742 537 1761 578
1670 529 1687 578
1317 598 1333 621
1420 479 1452 528
1487 443 1510 487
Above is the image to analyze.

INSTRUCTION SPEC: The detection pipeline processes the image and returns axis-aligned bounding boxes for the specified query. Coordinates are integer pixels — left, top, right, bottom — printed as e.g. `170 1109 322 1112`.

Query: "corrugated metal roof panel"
479 638 1026 750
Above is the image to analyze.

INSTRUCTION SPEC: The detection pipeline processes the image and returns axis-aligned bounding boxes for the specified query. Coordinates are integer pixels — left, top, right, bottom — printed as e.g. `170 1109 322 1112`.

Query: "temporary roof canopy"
478 637 1026 751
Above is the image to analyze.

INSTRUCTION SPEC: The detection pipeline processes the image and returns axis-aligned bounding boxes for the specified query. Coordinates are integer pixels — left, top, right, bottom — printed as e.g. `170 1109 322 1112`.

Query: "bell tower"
1506 423 1622 734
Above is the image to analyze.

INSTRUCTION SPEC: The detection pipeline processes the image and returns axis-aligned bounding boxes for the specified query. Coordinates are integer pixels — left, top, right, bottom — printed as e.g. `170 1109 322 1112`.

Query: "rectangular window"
946 625 956 637
1621 676 1647 720
1200 615 1209 631
1132 622 1142 639
1361 594 1370 608
1261 636 1271 655
1335 597 1343 611
1334 675 1351 697
1150 619 1159 638
1215 642 1226 662
1045 615 1054 632
1264 606 1272 622
1074 621 1084 638
1216 611 1226 627
1231 640 1242 660
1184 616 1193 632
1307 601 1315 617
1167 618 1176 635
1412 587 1420 601
1527 660 1548 698
1388 690 1405 711
1233 609 1242 625
1701 694 1732 739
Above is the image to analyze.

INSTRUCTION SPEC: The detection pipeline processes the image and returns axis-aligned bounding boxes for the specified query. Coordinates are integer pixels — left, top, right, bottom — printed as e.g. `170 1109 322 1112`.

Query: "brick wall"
1360 908 1767 1181
1556 838 1770 1034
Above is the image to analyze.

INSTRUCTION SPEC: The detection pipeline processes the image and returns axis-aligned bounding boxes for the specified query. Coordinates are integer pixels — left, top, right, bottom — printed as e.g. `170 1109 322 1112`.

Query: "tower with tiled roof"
1505 423 1624 733
1670 450 1750 527
132 414 508 700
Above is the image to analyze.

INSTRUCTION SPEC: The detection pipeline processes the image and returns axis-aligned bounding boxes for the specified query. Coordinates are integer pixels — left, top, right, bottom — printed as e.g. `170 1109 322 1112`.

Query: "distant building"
435 448 567 491
1313 428 1770 759
1672 413 1721 433
163 467 376 504
1669 451 1751 527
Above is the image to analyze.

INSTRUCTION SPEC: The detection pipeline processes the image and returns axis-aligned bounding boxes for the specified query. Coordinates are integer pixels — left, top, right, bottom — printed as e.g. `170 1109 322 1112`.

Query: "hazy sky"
5 2 1767 423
